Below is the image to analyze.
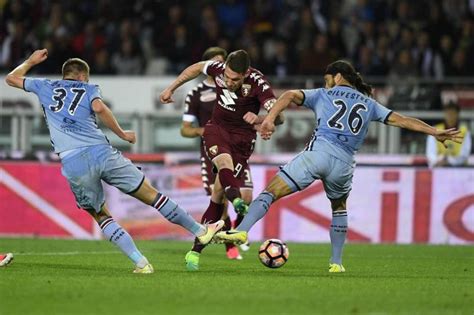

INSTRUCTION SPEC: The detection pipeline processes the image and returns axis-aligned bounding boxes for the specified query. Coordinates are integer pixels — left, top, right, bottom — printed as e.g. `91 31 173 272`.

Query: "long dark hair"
325 60 373 97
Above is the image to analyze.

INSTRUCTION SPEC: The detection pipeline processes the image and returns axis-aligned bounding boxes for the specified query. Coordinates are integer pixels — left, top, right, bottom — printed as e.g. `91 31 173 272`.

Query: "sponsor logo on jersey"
218 89 238 111
242 84 251 97
209 145 219 156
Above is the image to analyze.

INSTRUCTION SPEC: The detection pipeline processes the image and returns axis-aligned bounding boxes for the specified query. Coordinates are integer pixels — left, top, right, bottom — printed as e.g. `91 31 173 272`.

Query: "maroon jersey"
182 80 216 127
202 61 276 132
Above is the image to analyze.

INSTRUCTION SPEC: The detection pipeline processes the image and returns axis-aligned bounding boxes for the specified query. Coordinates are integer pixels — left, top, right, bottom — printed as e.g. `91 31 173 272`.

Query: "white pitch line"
14 251 121 256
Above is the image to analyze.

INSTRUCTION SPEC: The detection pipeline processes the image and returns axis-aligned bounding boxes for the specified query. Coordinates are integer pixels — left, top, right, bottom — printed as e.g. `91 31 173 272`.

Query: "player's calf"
88 206 151 272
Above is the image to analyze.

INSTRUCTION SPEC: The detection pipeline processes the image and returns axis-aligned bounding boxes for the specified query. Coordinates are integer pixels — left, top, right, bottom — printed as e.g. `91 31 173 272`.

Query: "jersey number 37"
49 87 86 115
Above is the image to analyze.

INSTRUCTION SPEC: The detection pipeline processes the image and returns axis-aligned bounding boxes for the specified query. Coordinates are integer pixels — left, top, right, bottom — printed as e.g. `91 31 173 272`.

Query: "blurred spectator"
265 39 294 77
390 49 418 79
94 49 115 75
447 49 470 77
426 102 471 167
413 31 443 79
111 38 143 75
298 34 335 75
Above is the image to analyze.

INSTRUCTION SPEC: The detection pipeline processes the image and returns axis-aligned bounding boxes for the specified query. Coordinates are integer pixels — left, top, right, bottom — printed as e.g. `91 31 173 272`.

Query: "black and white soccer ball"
258 239 289 268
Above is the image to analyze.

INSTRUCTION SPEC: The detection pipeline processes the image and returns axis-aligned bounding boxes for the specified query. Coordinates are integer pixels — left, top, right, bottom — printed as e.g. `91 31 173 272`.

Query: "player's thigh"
61 150 105 213
277 151 329 193
101 146 145 196
323 157 354 202
203 123 232 167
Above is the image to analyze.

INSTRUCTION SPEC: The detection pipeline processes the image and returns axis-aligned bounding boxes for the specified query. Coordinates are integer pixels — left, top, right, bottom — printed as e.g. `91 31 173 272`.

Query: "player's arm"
386 111 463 147
259 90 304 139
5 49 48 89
160 62 207 104
92 99 136 144
180 121 204 138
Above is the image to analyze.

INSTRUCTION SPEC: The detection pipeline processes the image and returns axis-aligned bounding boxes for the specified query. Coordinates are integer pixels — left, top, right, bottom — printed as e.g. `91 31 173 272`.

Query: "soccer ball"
258 239 289 268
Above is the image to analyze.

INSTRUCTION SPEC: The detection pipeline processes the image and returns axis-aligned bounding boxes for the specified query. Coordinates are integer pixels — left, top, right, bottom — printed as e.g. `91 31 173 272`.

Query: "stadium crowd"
1 0 473 78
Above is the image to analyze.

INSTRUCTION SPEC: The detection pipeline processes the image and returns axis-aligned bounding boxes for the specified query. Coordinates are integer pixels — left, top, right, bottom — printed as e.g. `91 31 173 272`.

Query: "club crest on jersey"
242 84 251 97
209 145 219 156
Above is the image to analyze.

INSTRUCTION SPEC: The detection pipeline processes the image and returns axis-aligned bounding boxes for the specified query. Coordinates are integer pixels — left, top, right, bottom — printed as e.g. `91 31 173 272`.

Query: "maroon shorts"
201 122 255 195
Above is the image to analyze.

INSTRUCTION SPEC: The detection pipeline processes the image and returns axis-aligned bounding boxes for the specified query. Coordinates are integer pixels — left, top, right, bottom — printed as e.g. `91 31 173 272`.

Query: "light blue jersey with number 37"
302 85 392 156
24 78 109 153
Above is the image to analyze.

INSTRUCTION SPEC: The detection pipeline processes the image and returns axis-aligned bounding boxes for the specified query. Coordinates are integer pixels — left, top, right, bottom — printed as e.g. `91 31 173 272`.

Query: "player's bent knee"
330 195 348 212
265 176 293 200
212 153 233 170
85 204 111 223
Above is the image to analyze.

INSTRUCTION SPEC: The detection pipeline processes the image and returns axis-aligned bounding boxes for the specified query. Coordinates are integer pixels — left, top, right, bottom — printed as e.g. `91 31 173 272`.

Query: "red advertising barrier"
1 162 473 244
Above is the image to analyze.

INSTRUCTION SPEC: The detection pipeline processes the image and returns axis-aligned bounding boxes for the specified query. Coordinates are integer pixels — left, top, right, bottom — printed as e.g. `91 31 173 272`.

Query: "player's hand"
122 130 137 144
27 49 48 65
160 88 174 104
434 128 463 148
260 119 275 140
243 112 259 125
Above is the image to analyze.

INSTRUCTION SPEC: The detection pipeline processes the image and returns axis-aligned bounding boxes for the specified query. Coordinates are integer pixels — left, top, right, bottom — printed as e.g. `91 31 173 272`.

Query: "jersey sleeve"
301 89 322 110
256 76 276 111
89 85 102 104
202 61 225 77
371 101 392 123
182 89 199 123
23 78 46 94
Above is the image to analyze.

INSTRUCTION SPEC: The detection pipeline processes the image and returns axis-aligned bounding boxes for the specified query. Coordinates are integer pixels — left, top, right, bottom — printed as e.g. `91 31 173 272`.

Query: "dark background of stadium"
1 0 473 78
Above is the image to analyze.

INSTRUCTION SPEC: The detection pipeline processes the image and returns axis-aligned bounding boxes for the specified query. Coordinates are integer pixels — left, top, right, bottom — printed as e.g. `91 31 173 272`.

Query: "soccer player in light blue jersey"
216 60 462 272
5 49 224 273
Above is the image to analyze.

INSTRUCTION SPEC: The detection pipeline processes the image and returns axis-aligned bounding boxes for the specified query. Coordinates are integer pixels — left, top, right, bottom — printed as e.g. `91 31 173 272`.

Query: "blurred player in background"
0 253 13 267
426 101 471 167
216 60 462 273
5 49 223 274
161 49 284 271
181 47 252 265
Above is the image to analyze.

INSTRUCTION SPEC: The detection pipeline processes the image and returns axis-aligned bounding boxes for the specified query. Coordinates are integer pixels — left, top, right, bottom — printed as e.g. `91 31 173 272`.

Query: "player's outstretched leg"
0 253 14 267
215 175 293 244
89 205 154 274
186 200 225 271
131 179 224 245
329 197 348 273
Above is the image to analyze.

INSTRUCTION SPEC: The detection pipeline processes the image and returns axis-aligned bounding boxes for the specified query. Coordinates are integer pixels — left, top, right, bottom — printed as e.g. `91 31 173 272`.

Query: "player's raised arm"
5 49 48 89
386 111 463 147
260 90 304 139
160 61 207 104
92 98 136 144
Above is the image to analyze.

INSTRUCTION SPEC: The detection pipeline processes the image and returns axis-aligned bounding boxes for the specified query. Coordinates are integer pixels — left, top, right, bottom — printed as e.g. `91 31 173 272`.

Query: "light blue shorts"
61 144 145 212
278 139 354 200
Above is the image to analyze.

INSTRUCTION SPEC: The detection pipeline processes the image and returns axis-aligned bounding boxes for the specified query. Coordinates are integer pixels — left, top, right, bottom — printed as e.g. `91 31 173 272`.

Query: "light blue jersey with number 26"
302 85 392 156
24 78 109 153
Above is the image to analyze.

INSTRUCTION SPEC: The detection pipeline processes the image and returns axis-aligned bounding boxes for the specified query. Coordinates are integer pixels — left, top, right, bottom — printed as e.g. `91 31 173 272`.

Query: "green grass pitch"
0 238 473 315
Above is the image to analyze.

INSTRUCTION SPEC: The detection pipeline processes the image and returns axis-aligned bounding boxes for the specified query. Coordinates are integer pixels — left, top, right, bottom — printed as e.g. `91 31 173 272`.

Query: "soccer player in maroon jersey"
161 49 283 270
181 47 253 264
